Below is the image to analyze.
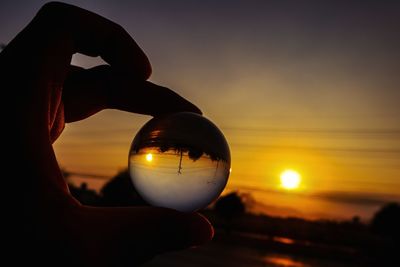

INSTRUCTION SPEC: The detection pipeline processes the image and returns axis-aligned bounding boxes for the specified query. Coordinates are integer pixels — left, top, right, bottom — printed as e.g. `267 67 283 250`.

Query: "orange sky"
53 107 400 220
2 0 400 220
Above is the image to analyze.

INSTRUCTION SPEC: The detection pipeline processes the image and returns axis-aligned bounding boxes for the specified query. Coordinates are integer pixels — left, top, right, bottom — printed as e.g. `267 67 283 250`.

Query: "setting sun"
145 153 153 162
280 170 301 190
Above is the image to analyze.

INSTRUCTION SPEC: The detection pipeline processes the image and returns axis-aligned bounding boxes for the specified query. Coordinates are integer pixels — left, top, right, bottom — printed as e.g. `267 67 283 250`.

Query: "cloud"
310 191 398 206
233 185 400 207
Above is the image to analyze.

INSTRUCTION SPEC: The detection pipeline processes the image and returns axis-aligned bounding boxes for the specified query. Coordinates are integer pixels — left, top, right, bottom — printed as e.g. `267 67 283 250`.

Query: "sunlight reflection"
264 254 311 267
145 153 153 162
272 236 295 245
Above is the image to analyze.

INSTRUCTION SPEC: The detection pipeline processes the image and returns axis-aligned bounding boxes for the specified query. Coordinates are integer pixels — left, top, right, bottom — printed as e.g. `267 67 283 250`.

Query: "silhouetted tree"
0 43 6 50
215 192 245 233
99 169 147 207
370 202 400 240
69 182 100 206
352 216 361 224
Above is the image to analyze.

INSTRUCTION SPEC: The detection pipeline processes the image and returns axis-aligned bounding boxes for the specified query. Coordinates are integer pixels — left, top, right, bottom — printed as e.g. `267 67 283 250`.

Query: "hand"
1 2 212 266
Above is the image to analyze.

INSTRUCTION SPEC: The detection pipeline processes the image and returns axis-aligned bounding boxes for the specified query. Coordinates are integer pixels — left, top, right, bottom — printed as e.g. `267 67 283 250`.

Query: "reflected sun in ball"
280 170 301 190
145 153 153 162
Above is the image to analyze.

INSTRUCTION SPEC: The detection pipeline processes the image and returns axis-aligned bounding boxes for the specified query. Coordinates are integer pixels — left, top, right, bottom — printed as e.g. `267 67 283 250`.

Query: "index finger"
32 2 151 79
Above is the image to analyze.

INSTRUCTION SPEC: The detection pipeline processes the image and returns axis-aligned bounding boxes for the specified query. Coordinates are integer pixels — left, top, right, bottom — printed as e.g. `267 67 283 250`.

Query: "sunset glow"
4 2 400 266
47 0 400 221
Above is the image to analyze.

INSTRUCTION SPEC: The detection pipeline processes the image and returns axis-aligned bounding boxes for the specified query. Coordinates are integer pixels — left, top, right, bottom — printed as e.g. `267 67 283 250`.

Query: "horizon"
65 166 399 222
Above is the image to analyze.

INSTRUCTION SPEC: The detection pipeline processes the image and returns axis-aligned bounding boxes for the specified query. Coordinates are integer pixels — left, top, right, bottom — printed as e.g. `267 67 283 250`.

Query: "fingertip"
189 104 203 116
150 208 213 250
108 78 203 116
143 81 203 116
145 81 203 116
185 212 214 246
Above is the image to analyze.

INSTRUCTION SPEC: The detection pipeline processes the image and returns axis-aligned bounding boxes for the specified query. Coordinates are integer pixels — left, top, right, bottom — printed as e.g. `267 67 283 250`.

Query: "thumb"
76 206 214 266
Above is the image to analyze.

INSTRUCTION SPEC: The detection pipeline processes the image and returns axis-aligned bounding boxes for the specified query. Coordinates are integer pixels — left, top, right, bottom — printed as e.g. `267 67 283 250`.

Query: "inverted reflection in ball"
129 112 231 212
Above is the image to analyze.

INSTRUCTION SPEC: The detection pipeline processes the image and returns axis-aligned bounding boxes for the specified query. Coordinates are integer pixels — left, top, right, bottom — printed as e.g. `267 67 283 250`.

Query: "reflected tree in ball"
129 112 231 212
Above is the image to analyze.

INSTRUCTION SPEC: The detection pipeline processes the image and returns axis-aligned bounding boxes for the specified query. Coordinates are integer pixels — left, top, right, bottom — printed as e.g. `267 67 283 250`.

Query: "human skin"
1 2 212 266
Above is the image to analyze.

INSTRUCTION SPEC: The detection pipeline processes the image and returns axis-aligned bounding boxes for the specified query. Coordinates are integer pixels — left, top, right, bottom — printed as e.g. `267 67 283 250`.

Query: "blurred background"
1 0 399 266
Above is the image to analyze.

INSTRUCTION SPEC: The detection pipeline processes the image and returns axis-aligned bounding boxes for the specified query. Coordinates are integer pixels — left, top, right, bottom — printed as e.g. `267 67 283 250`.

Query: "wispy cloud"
230 185 400 206
310 190 398 206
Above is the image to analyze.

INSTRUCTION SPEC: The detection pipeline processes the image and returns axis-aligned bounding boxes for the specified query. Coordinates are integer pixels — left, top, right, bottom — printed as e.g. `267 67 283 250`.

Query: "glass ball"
129 112 231 212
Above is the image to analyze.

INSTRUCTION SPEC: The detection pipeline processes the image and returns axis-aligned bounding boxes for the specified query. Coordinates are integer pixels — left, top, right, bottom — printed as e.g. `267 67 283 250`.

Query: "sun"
145 153 153 162
280 170 301 190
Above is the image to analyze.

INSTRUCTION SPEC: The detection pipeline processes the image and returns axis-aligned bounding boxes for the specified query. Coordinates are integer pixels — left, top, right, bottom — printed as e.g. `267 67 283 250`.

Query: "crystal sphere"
129 112 231 212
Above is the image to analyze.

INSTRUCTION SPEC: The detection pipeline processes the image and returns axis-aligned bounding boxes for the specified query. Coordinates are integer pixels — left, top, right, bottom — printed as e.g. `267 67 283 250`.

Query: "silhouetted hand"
0 2 212 266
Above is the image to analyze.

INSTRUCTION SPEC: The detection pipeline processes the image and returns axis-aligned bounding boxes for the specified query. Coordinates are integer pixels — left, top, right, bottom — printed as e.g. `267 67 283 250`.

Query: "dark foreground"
68 176 400 266
144 230 396 267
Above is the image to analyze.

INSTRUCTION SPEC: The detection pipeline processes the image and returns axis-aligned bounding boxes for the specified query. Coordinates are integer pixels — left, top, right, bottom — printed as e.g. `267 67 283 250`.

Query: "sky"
1 0 399 220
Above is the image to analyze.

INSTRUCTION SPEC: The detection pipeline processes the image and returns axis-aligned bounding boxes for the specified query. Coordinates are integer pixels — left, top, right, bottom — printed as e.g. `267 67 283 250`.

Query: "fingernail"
185 212 214 246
